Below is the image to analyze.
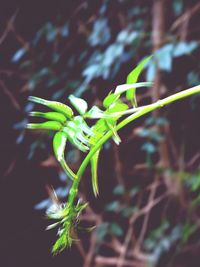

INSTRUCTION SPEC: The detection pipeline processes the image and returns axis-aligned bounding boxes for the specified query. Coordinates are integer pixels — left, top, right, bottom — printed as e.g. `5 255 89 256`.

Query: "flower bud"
29 111 66 124
26 121 62 131
28 96 73 119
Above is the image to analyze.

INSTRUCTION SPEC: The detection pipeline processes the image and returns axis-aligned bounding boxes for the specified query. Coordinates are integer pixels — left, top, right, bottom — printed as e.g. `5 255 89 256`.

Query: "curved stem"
67 85 200 208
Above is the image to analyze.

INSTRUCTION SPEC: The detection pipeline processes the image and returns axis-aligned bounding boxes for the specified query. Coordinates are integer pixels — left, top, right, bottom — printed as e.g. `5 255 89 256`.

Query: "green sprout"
26 56 200 254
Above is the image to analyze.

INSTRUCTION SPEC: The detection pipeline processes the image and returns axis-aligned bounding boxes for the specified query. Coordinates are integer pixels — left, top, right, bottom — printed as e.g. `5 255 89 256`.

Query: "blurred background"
1 0 200 266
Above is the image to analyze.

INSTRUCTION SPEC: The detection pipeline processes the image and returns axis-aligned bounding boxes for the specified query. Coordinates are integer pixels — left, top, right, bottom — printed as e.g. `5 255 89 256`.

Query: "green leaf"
110 223 123 236
126 56 152 106
96 223 109 242
68 94 88 115
113 185 125 195
106 101 128 114
103 92 120 109
105 201 121 212
90 149 100 197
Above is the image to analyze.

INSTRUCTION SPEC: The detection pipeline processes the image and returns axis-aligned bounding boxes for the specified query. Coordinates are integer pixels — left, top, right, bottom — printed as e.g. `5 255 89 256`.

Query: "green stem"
67 85 200 208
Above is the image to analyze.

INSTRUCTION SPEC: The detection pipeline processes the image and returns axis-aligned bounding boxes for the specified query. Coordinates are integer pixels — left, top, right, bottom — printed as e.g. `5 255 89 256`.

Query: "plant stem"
67 85 200 209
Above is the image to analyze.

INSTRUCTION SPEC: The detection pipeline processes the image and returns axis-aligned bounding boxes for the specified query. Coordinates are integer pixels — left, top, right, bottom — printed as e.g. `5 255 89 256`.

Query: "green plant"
26 57 200 254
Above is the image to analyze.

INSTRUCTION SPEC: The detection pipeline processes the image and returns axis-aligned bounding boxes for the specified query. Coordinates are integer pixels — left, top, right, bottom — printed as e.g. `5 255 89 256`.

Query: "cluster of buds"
27 96 93 180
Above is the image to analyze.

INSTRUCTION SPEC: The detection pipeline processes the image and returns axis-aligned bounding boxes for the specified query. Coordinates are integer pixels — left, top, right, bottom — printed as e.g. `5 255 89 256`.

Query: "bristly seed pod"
26 121 62 131
29 111 67 124
28 96 74 119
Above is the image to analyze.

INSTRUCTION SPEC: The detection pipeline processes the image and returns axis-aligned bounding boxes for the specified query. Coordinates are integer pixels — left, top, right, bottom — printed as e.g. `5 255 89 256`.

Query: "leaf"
110 223 123 236
68 94 88 115
173 41 198 57
173 0 183 16
90 149 100 196
12 47 27 62
105 201 121 212
126 56 152 106
115 82 153 95
103 92 120 109
96 223 109 241
113 185 125 195
155 44 174 71
106 101 128 114
141 142 156 154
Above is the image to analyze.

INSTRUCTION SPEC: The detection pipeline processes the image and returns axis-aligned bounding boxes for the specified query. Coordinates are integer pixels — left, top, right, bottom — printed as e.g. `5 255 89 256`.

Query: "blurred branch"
95 256 143 267
113 143 125 186
0 9 19 45
116 181 169 267
170 2 200 33
0 80 20 110
133 179 159 253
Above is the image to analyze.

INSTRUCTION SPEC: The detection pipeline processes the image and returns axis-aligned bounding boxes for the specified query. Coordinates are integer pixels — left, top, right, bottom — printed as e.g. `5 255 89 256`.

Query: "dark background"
1 1 200 266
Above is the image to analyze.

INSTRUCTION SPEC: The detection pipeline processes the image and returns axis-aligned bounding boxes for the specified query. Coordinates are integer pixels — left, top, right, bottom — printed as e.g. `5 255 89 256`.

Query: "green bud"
53 132 77 180
29 111 66 124
28 96 73 118
53 132 67 162
26 121 62 131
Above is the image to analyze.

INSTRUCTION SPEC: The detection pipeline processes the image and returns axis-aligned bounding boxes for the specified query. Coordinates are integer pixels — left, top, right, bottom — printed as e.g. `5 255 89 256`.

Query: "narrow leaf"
115 82 153 95
91 149 101 197
105 120 121 144
126 56 152 106
103 92 120 109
